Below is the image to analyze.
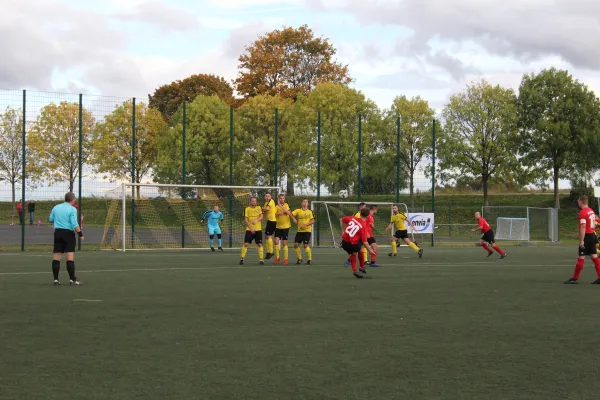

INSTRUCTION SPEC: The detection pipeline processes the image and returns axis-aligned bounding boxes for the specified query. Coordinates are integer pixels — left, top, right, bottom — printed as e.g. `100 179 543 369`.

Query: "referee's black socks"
52 260 60 280
66 261 76 281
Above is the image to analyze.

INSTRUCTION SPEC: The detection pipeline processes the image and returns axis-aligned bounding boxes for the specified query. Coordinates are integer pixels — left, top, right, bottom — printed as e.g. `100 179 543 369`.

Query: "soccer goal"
100 183 281 251
310 201 413 248
482 206 559 242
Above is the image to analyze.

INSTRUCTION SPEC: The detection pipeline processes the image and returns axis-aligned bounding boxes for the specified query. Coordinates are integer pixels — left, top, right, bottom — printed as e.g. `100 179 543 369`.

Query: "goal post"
482 206 558 242
100 183 281 251
310 201 414 248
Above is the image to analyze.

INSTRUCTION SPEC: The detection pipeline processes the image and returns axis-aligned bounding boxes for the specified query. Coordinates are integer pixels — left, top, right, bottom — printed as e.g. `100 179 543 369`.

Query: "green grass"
1 246 599 399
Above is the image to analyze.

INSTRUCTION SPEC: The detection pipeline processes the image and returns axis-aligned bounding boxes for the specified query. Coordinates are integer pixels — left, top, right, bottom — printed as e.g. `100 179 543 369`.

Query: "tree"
0 107 23 210
92 100 167 194
236 95 314 193
517 68 600 209
305 83 379 195
439 80 520 206
149 74 234 123
235 25 352 101
28 102 95 192
386 96 435 202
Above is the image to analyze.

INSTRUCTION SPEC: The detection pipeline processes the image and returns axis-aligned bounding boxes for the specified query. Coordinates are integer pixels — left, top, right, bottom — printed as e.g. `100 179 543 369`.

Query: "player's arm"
579 217 586 248
275 206 285 216
70 210 83 239
340 216 350 232
49 208 54 223
385 219 394 231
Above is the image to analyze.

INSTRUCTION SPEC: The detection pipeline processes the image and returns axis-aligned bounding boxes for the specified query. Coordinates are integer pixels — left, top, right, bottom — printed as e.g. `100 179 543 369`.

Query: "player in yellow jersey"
385 204 423 258
292 199 315 265
262 192 277 260
273 193 297 265
240 197 264 265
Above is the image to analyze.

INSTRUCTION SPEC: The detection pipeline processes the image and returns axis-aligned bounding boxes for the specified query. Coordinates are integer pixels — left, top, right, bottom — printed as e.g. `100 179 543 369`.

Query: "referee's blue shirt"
49 203 79 231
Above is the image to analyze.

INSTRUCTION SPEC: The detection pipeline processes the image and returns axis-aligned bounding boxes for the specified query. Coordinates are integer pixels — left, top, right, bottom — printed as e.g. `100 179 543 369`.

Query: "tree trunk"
286 177 295 196
553 166 560 209
482 177 489 207
11 180 16 213
409 169 414 207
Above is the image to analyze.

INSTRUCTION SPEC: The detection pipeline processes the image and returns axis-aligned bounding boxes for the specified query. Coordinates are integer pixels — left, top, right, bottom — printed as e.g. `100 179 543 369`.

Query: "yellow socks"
267 237 274 254
362 247 368 261
391 241 397 255
241 246 248 259
294 246 302 259
275 243 281 260
306 246 312 261
409 242 420 252
259 246 264 260
283 245 289 260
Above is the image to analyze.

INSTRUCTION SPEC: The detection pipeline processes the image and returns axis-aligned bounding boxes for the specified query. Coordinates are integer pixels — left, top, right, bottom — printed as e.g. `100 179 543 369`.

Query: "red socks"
350 254 357 272
573 258 585 280
371 253 377 263
492 245 505 256
358 251 365 268
593 258 600 278
481 243 492 253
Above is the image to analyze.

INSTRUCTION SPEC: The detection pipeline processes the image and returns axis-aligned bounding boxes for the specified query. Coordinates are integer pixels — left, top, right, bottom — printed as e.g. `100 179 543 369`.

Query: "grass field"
1 246 599 400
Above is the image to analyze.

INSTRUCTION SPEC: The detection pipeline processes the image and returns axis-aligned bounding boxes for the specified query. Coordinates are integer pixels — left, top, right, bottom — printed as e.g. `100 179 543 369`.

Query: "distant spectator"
28 200 36 225
16 200 23 225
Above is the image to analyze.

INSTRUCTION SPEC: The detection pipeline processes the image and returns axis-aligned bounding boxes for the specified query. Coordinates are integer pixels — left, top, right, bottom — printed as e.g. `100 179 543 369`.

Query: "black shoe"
500 254 507 259
353 272 364 279
388 253 396 257
487 252 494 257
418 249 423 258
211 247 215 252
359 268 367 274
239 259 244 265
591 279 600 284
306 260 312 265
260 261 265 265
296 259 303 265
564 278 578 284
265 253 273 260
218 247 223 251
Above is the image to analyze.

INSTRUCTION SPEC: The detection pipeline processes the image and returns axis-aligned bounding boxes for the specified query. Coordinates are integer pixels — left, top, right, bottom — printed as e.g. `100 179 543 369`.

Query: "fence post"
181 102 186 248
396 116 401 204
357 114 362 201
431 119 436 247
21 90 26 252
131 97 136 248
78 94 83 251
228 105 234 248
274 108 279 188
316 111 321 246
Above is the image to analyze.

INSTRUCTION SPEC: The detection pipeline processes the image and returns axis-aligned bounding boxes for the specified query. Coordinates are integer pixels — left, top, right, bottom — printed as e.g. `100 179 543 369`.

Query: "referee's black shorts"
54 229 76 253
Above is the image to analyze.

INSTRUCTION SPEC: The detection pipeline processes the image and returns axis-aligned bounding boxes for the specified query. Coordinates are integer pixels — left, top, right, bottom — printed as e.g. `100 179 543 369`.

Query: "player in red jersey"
471 212 506 258
565 195 600 284
340 208 376 279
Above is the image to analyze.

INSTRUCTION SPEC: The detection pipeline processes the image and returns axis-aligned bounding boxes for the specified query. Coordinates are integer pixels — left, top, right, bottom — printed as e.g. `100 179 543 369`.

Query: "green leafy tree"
28 102 95 192
236 25 352 101
305 83 379 195
92 101 167 197
0 107 23 210
517 68 600 209
149 74 234 123
439 80 520 206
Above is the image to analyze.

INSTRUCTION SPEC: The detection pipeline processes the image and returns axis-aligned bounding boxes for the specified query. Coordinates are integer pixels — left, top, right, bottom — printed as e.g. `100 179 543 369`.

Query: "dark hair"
302 198 309 202
370 204 378 210
579 195 589 204
358 202 366 207
360 208 370 217
278 193 285 198
65 192 76 203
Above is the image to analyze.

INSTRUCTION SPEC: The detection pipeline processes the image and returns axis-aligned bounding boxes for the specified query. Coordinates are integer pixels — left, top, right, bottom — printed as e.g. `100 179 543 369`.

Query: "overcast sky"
2 0 600 110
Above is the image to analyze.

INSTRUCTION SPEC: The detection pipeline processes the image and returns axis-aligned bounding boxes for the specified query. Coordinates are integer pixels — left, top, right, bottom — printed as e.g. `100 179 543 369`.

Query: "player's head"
392 205 398 214
301 198 309 209
360 207 370 219
250 197 257 206
213 205 219 212
278 193 285 204
358 202 366 210
578 195 589 209
265 192 272 201
65 192 76 205
370 204 378 215
475 212 481 219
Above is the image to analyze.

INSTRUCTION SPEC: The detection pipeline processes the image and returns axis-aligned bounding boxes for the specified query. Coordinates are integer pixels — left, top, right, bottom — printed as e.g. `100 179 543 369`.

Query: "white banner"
406 213 435 234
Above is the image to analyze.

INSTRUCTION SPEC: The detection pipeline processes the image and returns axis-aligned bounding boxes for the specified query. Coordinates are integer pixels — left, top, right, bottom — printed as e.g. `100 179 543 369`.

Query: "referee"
49 192 84 286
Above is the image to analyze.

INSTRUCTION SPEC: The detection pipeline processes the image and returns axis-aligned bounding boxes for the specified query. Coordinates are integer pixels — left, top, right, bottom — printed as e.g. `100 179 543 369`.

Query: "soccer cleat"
500 254 507 259
53 280 60 286
259 261 265 265
307 260 312 265
591 279 600 285
370 263 381 267
388 253 397 257
296 259 303 265
284 259 289 265
364 261 370 266
344 260 351 267
239 259 244 265
274 258 280 265
69 280 81 286
353 272 364 279
359 268 367 274
418 249 424 258
218 247 224 251
211 247 215 252
564 278 578 284
265 253 273 260
486 252 494 257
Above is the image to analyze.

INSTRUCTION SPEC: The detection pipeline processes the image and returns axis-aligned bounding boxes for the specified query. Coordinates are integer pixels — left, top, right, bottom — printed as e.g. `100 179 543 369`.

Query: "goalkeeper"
202 205 224 251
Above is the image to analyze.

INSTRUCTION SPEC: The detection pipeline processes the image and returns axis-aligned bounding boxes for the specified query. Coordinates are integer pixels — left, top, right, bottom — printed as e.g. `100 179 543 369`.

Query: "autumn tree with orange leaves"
235 25 352 101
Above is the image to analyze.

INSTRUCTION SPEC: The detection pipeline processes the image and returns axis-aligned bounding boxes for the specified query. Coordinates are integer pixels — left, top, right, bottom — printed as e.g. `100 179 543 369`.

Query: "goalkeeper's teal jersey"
203 211 223 227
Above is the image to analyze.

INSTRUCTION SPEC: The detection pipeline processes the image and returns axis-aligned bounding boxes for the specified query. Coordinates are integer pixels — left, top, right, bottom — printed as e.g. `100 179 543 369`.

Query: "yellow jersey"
292 208 315 233
391 212 408 231
263 199 277 222
275 203 292 229
245 206 263 231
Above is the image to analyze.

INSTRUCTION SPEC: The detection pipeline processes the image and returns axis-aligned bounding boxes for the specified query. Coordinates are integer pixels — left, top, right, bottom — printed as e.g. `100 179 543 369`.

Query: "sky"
2 0 600 111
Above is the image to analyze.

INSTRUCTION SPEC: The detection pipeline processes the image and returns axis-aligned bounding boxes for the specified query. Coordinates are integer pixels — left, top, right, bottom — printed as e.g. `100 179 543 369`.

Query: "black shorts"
265 221 277 236
394 230 408 239
53 229 76 253
244 230 263 245
342 240 362 255
275 228 289 241
367 237 376 245
294 232 311 245
481 230 495 244
579 234 597 256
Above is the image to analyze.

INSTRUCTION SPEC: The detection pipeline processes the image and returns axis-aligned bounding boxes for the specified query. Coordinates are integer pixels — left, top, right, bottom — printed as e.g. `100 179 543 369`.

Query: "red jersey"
365 214 374 237
578 207 596 234
478 217 491 233
341 216 368 245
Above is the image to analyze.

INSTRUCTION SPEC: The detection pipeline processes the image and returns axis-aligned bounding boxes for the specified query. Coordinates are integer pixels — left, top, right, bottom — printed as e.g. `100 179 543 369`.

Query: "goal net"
482 206 558 242
100 183 280 251
310 201 413 247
